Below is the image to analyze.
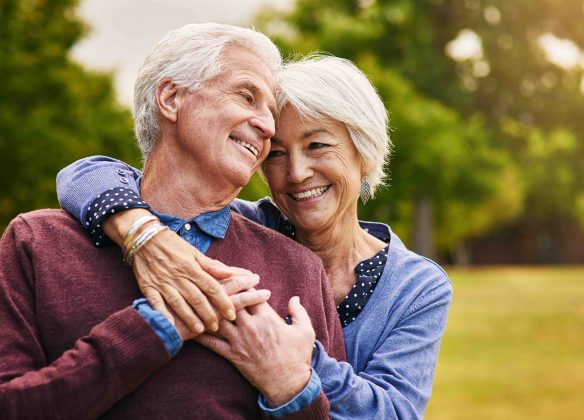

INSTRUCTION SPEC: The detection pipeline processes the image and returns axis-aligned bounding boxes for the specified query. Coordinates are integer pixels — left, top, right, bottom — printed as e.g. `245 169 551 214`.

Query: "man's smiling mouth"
230 136 259 157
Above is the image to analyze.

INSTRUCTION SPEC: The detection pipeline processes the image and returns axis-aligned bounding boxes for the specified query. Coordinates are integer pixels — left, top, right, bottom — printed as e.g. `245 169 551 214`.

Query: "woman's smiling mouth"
289 186 330 201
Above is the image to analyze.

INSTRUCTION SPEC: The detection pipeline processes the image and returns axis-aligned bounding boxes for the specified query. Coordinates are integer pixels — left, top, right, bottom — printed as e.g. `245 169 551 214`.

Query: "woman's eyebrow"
302 128 329 139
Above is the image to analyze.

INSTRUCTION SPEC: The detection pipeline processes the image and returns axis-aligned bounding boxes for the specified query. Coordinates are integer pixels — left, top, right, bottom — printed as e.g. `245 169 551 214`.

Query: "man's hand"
196 297 315 406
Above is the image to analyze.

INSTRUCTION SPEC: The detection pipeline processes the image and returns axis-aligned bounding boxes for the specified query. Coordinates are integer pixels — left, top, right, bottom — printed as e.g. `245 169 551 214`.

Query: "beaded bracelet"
123 215 159 250
124 224 168 266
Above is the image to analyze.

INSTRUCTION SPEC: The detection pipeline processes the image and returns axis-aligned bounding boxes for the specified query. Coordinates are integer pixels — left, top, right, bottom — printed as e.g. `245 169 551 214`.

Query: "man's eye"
241 92 254 104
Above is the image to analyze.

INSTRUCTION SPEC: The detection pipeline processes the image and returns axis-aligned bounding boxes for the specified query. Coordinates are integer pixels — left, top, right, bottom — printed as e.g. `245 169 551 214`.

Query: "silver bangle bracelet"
124 224 168 266
123 215 159 249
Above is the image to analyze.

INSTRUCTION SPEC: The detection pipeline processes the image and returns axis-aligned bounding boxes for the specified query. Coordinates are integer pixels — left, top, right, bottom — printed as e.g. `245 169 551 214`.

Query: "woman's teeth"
231 138 259 157
292 186 329 201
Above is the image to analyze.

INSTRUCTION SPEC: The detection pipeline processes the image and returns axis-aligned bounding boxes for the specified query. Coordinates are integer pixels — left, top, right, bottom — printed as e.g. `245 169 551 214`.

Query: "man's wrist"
258 368 321 417
264 367 312 407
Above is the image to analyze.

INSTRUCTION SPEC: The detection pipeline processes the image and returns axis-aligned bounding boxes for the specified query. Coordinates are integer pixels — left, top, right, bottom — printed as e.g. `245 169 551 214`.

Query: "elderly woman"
57 56 452 418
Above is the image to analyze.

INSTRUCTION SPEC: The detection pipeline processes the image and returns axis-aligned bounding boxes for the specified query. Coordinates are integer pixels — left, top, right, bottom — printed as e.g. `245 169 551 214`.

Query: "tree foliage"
254 0 584 259
0 0 136 232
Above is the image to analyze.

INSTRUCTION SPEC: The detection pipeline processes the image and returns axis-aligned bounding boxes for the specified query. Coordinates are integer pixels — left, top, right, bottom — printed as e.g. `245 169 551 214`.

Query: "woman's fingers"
231 289 271 311
132 230 234 328
221 273 260 295
143 287 175 324
160 286 208 334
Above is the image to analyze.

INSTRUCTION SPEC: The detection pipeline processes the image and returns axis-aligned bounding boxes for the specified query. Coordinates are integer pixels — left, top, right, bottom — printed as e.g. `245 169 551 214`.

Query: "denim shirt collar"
152 206 231 239
137 175 230 239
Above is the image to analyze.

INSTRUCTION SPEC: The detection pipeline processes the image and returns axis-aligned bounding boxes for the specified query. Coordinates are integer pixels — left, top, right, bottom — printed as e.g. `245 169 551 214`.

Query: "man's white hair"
134 23 282 160
275 55 391 196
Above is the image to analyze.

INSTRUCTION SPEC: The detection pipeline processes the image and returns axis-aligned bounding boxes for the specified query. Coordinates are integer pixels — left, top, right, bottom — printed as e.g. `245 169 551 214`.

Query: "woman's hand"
196 297 316 407
102 208 269 335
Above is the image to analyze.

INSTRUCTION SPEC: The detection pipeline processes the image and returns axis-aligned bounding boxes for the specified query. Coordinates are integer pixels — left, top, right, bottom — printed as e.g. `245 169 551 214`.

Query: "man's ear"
155 79 179 122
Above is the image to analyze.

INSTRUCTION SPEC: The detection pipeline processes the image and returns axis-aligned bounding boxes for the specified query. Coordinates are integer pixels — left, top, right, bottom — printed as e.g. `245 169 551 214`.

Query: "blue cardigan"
57 156 453 419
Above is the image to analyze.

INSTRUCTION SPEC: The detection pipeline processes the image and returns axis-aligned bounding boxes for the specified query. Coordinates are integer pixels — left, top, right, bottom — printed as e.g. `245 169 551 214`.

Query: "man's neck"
140 144 237 219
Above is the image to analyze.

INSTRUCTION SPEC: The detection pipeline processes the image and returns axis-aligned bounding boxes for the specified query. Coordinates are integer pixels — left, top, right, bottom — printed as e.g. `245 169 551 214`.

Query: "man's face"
172 46 276 192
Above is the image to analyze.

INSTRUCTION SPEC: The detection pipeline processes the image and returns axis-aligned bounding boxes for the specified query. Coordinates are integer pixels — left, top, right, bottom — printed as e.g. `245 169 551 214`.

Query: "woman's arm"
313 276 452 419
56 156 271 334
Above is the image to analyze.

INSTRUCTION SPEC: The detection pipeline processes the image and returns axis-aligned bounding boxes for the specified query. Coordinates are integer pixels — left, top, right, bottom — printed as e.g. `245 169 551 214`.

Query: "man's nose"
288 154 313 184
250 106 275 140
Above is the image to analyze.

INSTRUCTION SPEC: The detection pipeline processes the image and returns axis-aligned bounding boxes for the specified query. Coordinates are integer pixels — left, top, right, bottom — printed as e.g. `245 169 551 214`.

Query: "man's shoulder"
12 209 81 230
5 209 88 243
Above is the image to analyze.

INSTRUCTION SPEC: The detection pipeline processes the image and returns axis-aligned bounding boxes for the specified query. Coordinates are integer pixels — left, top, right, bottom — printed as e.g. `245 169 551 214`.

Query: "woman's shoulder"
360 220 450 293
230 197 285 228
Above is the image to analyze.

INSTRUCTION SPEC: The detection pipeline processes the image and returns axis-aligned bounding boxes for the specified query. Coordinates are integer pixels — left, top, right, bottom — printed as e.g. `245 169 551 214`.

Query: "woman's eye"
266 150 285 159
309 142 328 150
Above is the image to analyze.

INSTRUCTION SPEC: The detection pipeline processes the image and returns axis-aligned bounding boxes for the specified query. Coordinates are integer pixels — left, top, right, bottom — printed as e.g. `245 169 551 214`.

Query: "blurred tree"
0 0 135 232
256 0 513 260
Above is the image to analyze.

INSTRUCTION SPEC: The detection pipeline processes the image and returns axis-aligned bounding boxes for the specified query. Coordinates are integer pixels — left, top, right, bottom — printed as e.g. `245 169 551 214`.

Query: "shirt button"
117 169 126 175
120 177 129 184
184 223 192 231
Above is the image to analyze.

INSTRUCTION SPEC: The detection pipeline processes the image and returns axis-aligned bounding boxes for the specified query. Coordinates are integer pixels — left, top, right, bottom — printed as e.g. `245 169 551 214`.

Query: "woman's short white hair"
275 55 391 196
134 23 282 160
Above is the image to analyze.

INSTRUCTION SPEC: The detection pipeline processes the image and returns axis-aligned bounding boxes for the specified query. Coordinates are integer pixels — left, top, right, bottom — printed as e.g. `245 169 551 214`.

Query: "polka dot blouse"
87 187 150 246
337 240 390 327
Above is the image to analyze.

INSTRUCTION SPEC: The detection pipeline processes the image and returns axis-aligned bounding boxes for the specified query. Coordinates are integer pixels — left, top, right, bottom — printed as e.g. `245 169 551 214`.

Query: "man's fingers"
231 289 271 311
195 333 231 359
221 274 260 296
159 285 206 334
288 296 312 327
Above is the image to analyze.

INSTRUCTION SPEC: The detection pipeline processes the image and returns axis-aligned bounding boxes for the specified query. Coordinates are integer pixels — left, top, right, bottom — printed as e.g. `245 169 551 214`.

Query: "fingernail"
210 322 219 332
194 323 204 333
226 309 236 321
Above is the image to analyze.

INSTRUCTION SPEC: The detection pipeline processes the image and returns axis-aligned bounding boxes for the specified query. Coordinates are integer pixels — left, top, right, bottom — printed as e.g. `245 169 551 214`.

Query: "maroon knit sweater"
0 209 345 419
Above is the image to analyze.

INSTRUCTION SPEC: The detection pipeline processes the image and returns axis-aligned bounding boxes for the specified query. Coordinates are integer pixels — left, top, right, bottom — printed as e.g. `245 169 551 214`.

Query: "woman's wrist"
103 208 157 246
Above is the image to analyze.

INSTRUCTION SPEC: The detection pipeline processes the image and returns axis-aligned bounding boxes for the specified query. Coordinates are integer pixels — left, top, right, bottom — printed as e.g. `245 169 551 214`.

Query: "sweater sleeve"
0 217 171 419
312 275 452 419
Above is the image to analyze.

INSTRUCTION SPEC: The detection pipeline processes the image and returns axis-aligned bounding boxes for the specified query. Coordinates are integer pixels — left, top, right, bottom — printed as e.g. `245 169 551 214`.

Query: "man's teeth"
232 138 258 157
292 186 329 201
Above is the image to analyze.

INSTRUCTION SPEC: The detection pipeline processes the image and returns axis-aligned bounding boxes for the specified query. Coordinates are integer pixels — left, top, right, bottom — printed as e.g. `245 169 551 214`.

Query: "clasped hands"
131 228 316 405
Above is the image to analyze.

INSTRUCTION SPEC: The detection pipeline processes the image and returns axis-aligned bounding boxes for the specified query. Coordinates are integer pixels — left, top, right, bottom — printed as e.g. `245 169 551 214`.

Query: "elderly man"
0 23 344 418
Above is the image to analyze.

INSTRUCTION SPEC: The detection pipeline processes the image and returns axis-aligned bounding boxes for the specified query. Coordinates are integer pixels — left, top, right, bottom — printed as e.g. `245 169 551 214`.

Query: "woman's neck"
295 215 386 304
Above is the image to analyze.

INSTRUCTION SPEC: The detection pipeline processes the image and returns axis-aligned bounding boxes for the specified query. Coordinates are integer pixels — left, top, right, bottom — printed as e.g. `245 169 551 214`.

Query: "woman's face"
263 105 363 235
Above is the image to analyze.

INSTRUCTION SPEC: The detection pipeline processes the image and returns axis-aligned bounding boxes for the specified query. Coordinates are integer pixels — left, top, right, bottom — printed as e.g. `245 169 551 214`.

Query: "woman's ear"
155 79 178 122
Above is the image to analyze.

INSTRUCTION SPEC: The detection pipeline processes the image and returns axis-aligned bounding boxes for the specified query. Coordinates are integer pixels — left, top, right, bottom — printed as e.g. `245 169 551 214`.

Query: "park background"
1 0 582 418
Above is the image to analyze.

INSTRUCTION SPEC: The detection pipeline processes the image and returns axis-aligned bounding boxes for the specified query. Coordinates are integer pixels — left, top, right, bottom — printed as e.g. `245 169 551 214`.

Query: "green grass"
425 267 584 420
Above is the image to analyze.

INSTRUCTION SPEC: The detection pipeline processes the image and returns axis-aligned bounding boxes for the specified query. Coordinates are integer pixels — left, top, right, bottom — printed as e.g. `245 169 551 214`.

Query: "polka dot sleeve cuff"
86 187 151 247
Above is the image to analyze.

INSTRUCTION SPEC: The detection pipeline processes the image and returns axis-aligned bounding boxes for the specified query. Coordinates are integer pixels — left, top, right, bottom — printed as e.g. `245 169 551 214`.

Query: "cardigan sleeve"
312 273 452 419
0 217 171 419
56 155 143 227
